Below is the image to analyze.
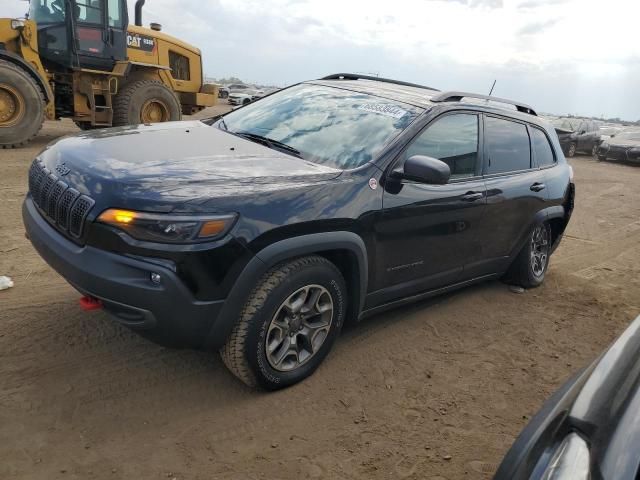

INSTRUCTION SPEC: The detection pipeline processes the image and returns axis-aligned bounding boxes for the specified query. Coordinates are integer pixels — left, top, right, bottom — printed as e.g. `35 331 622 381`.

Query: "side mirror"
398 155 451 185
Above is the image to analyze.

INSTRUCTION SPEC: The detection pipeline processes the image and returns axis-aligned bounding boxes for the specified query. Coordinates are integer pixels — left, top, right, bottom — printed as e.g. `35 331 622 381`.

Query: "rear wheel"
597 155 607 162
220 256 347 390
591 145 598 157
504 222 551 289
242 98 251 106
113 80 181 126
0 60 45 148
566 142 577 157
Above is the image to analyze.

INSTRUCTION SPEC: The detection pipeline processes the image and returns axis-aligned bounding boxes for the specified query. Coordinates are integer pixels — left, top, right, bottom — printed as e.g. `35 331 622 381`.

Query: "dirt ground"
1 109 639 480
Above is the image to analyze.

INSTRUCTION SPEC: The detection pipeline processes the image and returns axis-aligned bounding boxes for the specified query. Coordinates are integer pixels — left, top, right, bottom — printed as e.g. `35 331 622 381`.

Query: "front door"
73 0 126 70
372 112 487 307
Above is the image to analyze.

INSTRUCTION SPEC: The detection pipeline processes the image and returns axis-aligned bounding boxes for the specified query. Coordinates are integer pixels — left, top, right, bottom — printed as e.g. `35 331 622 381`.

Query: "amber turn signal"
97 209 138 224
198 219 228 238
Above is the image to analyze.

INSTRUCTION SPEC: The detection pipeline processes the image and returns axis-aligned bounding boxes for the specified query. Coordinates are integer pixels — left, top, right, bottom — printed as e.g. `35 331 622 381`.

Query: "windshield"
219 83 421 170
29 0 66 23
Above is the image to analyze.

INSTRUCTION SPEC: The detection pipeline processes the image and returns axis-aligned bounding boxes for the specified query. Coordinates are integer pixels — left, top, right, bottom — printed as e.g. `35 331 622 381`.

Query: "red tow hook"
79 296 103 311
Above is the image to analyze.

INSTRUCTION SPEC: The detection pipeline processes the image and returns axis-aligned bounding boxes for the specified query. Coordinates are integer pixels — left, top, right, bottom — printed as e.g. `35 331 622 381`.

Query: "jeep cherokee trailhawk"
23 73 575 389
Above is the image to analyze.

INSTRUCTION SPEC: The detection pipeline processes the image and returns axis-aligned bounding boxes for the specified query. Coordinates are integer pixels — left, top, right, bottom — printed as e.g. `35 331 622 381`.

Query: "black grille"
28 159 95 239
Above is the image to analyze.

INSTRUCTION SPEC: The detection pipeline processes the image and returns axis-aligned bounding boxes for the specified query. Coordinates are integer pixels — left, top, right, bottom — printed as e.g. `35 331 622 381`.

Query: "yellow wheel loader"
0 0 218 148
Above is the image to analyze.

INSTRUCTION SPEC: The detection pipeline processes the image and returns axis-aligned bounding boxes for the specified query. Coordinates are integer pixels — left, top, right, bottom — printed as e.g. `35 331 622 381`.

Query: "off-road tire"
504 222 551 289
113 80 181 126
0 60 45 148
220 256 347 390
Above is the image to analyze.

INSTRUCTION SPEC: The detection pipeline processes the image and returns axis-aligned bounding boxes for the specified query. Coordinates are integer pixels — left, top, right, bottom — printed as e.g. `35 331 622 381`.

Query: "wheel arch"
510 206 566 261
0 49 52 103
204 232 368 349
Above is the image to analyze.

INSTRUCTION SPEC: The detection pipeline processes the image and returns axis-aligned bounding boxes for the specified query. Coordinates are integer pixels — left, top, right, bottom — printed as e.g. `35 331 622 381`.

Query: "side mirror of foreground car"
399 155 451 185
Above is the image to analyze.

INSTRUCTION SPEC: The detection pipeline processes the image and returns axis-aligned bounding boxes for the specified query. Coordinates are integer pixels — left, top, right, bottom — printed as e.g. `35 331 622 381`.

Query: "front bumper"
23 196 224 348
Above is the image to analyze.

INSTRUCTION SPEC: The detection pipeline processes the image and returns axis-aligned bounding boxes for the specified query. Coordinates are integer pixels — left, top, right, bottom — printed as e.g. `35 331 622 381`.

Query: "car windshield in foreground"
218 83 422 169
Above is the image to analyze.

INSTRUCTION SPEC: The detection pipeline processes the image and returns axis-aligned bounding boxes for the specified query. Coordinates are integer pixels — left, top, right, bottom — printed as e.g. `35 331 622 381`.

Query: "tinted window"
531 128 555 167
75 1 103 24
485 117 531 174
107 0 124 27
221 84 421 169
405 114 479 179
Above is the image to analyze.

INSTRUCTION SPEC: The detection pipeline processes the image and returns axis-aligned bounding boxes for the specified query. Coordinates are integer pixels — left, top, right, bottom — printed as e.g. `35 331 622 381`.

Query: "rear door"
374 112 487 305
472 115 549 276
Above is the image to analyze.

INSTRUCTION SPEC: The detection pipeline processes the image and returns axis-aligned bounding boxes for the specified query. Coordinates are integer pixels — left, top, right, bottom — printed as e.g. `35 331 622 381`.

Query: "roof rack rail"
320 73 440 92
430 91 537 116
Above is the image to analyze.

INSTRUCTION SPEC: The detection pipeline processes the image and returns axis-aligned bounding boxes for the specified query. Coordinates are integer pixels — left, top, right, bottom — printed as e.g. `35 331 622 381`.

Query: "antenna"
488 79 497 96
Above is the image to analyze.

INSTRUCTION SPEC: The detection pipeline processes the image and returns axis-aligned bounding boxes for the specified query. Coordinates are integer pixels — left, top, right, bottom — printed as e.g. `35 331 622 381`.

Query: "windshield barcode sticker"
358 104 407 119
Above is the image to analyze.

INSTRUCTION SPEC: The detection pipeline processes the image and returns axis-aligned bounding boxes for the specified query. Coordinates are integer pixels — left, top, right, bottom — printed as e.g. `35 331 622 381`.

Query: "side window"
404 113 479 180
107 0 124 28
75 0 103 24
531 128 556 167
485 116 531 174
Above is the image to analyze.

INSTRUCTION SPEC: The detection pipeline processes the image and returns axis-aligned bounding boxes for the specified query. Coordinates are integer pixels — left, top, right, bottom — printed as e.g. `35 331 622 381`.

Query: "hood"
37 121 342 213
608 139 640 148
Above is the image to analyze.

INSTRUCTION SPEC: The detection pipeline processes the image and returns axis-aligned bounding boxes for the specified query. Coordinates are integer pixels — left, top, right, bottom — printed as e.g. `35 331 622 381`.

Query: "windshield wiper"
234 131 303 158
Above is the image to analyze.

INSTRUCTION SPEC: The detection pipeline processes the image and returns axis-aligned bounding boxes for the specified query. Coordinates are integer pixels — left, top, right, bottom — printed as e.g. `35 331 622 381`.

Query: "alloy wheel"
265 284 334 372
530 224 550 278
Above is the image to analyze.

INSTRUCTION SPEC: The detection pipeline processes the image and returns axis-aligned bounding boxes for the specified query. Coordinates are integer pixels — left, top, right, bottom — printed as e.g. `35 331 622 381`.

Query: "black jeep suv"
23 73 575 390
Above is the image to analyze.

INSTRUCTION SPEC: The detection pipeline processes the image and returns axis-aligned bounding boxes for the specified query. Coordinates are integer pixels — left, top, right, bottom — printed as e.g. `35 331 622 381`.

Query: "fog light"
150 272 162 285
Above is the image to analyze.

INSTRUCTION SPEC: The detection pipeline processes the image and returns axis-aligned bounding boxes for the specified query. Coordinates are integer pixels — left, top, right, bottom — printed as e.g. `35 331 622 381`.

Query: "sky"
6 0 640 120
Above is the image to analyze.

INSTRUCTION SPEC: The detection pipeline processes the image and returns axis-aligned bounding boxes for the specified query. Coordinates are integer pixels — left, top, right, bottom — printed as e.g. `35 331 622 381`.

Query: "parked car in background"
23 73 574 390
553 118 601 157
495 314 640 480
218 86 230 99
597 130 640 164
227 83 253 94
228 92 253 106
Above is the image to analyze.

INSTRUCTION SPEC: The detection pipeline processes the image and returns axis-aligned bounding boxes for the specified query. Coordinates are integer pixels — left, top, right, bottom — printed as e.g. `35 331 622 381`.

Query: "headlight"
541 433 590 480
11 19 25 30
97 209 236 244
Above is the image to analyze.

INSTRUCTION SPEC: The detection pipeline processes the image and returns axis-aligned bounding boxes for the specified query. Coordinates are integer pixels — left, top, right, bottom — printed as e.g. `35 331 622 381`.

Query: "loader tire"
113 80 181 126
0 60 45 149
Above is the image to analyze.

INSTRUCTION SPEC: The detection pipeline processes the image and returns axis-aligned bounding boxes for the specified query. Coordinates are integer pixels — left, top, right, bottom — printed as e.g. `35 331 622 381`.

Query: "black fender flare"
0 49 52 103
204 231 368 349
510 206 567 260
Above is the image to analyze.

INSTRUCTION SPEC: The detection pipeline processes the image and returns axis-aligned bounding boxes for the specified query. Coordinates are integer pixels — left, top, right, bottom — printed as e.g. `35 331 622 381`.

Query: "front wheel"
504 222 551 289
220 256 346 390
0 60 45 148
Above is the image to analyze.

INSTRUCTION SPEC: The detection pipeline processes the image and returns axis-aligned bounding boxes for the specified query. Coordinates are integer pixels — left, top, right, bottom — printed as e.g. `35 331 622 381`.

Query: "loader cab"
28 0 128 71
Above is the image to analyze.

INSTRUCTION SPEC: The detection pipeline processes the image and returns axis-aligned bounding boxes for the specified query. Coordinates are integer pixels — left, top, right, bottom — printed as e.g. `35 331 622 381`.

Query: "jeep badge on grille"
55 163 70 176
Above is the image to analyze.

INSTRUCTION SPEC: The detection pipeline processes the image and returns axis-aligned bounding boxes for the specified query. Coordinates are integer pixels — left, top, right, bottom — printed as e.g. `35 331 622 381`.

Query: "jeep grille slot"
28 159 95 239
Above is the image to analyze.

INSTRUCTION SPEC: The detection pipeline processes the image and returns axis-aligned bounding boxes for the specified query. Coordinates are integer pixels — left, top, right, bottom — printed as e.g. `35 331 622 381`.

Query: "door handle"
530 182 546 192
461 191 484 201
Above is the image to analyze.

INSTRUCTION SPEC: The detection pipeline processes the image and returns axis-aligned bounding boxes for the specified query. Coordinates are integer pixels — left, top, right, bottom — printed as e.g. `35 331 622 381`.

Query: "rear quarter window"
531 128 556 167
485 116 532 174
